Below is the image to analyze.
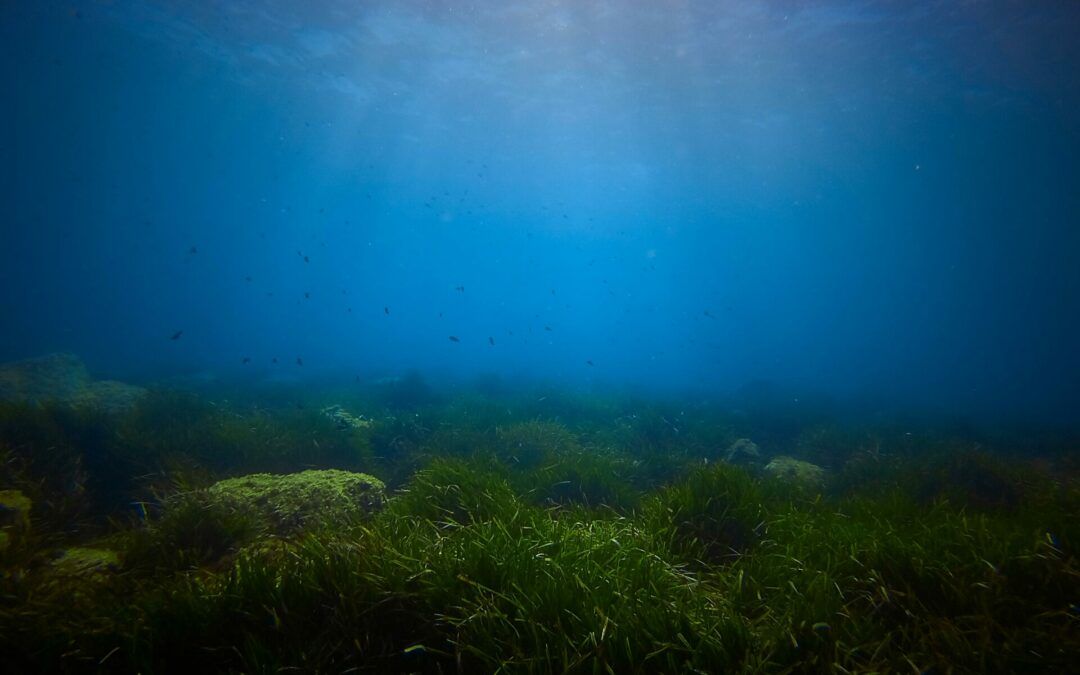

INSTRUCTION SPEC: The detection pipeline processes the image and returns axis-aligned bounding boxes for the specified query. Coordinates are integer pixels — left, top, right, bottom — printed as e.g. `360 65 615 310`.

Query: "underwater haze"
4 1 1080 426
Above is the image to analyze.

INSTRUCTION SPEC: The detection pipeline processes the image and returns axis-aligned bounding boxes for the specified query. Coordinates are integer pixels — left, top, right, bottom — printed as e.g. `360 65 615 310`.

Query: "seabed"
0 355 1077 673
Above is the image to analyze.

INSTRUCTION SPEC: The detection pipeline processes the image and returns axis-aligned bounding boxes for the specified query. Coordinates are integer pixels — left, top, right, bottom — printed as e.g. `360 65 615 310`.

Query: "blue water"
2 1 1079 427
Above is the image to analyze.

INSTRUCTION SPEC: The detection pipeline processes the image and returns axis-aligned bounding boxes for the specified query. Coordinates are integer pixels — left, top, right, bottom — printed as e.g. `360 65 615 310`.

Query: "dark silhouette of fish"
170 330 183 340
384 306 390 315
304 292 311 299
489 336 495 346
455 285 464 292
296 357 304 366
544 325 553 331
188 246 197 254
704 310 715 318
304 256 310 263
242 357 251 364
272 357 279 364
586 360 595 366
244 276 252 282
448 336 460 343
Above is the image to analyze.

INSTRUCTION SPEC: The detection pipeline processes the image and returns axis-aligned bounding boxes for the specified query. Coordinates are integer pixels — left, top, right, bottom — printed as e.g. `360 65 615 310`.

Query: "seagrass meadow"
1 369 1077 673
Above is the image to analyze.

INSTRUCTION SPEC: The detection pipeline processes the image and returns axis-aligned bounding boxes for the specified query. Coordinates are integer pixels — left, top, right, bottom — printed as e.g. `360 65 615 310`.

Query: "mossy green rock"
764 456 826 487
51 547 121 576
321 404 373 430
0 352 145 412
0 489 32 552
723 438 761 464
206 469 386 534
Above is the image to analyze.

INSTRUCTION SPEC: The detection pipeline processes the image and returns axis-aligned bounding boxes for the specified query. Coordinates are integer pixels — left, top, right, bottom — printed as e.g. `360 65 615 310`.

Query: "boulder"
764 456 826 488
0 489 32 552
50 547 121 577
205 469 386 534
321 404 373 431
723 438 761 465
0 353 146 413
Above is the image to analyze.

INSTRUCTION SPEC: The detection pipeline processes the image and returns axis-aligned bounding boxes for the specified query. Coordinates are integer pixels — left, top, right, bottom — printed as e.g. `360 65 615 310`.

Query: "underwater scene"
2 1 1079 673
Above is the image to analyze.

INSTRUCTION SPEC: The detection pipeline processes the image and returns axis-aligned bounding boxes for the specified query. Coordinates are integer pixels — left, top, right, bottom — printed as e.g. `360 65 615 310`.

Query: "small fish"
544 325 553 331
703 310 715 318
304 292 311 299
188 246 197 254
812 622 830 633
455 285 464 292
244 276 252 282
384 306 390 315
304 256 310 263
296 357 304 366
241 357 251 364
272 357 279 364
403 644 427 656
449 335 460 342
489 336 495 346
586 360 594 366
170 330 183 340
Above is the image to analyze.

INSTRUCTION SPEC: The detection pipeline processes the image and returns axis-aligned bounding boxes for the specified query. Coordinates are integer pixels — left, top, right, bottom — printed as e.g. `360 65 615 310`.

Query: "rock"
321 404 373 431
0 353 90 401
0 489 32 552
764 456 826 487
78 380 148 413
0 353 146 413
723 438 761 464
205 469 386 534
50 547 120 577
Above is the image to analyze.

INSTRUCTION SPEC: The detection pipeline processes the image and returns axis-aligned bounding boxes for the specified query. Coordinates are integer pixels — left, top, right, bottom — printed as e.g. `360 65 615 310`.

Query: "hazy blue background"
2 1 1079 425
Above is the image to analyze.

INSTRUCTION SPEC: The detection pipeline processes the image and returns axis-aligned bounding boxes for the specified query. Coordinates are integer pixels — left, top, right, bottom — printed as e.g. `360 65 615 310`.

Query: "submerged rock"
723 438 761 465
321 404 373 431
50 547 121 577
0 489 32 552
764 456 826 487
206 469 386 534
0 352 146 413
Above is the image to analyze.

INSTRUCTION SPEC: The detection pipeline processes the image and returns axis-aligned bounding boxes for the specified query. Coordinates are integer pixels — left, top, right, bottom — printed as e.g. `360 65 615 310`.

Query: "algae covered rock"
764 456 826 487
0 489 32 552
723 438 761 465
50 547 120 577
0 352 146 413
206 469 386 534
321 404 373 431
